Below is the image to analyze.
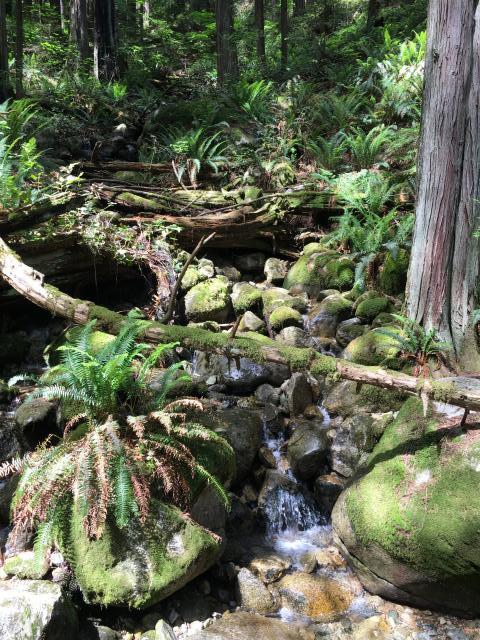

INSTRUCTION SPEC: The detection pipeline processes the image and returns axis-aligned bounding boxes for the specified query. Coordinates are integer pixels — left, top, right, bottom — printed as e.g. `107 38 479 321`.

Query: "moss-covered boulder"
231 282 262 314
0 580 78 640
269 306 303 331
355 297 391 322
377 249 409 295
262 287 308 314
184 276 231 323
306 295 353 338
3 551 48 580
283 251 354 297
333 398 480 616
343 327 401 367
70 501 223 609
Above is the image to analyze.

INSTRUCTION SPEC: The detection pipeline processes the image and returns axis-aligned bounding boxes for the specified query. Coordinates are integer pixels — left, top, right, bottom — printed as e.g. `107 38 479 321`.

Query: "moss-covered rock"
231 282 263 314
355 297 391 321
323 380 406 417
262 287 308 314
377 249 409 295
343 327 401 367
333 397 480 616
184 277 231 323
181 266 204 293
70 501 222 609
283 252 354 296
3 551 48 580
307 295 353 338
269 306 303 331
336 319 366 348
45 329 114 366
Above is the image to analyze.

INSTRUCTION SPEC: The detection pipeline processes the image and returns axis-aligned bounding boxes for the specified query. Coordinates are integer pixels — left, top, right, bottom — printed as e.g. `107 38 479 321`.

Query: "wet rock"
236 568 276 613
307 295 353 338
257 469 318 530
15 397 58 449
255 384 280 406
191 485 227 535
213 408 263 484
281 373 314 416
314 473 345 514
329 414 377 478
0 580 78 640
258 446 277 469
238 311 265 333
0 417 22 465
277 572 353 622
264 258 288 284
184 277 232 323
231 282 263 314
287 419 329 480
248 552 291 584
234 252 266 273
336 318 367 348
193 352 289 393
188 611 315 640
276 326 310 347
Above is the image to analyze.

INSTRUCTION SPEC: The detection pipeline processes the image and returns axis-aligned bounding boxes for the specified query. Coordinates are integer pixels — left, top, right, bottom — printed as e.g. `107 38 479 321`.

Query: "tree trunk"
93 0 117 81
0 0 9 102
254 0 265 70
70 0 89 59
280 0 288 72
293 0 305 17
215 0 238 85
15 0 23 97
406 1 480 365
366 0 381 30
2 233 480 414
142 0 150 30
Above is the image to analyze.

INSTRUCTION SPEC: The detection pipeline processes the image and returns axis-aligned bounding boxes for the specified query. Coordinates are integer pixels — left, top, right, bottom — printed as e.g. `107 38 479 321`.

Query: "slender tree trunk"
93 0 117 81
15 0 23 97
366 0 381 30
254 0 265 71
280 0 288 72
293 0 305 17
215 0 238 85
70 0 89 60
406 1 480 365
0 0 9 102
142 0 150 30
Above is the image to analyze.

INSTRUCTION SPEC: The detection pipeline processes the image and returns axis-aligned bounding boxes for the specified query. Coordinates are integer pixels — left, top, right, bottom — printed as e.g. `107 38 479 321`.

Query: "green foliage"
343 125 395 170
377 314 451 375
225 79 274 123
305 132 346 172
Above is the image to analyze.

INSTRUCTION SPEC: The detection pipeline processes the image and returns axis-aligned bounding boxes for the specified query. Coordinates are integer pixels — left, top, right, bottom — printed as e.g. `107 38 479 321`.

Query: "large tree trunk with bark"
15 0 23 97
70 0 89 60
254 0 266 70
93 0 117 81
215 0 238 85
406 1 480 366
0 0 9 102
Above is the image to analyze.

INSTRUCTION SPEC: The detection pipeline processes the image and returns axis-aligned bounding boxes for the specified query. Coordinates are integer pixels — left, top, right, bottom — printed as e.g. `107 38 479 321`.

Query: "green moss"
3 553 48 579
358 384 407 412
356 297 391 321
344 327 401 368
262 288 307 314
231 283 262 314
303 242 326 257
344 397 480 585
269 305 303 331
184 277 231 322
324 257 355 290
377 249 409 295
310 354 338 378
430 381 457 403
283 254 326 292
319 295 353 316
118 192 162 210
181 266 203 292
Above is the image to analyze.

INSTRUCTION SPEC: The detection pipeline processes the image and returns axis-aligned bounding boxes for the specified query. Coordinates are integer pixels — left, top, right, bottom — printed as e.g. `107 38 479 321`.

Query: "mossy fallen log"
1 234 479 414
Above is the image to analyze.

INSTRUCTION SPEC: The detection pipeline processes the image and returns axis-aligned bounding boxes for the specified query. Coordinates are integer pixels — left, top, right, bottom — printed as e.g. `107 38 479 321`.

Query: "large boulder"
333 397 480 616
264 258 288 284
0 580 78 640
323 380 406 417
376 248 409 295
231 282 262 314
184 277 231 323
15 398 58 449
236 568 276 613
70 501 223 609
343 327 401 367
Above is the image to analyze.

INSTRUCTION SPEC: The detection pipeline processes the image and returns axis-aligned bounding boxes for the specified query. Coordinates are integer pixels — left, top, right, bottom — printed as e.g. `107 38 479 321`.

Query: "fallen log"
1 234 479 414
0 192 84 235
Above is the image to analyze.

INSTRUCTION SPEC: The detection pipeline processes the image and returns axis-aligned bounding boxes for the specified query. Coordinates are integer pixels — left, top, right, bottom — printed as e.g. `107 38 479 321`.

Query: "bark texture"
280 0 288 71
70 0 89 60
15 0 23 97
255 0 265 69
215 0 238 85
406 1 480 361
0 0 9 102
93 0 117 81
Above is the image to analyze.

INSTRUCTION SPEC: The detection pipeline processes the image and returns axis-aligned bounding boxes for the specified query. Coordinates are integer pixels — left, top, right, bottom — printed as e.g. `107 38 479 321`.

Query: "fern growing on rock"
5 320 234 569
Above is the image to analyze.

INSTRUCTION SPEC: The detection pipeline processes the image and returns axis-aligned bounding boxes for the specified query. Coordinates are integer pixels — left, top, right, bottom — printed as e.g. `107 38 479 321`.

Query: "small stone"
236 568 276 613
264 258 288 284
238 311 265 333
299 552 318 573
281 373 314 416
234 252 266 273
258 446 277 469
248 553 291 584
155 619 177 640
188 620 203 635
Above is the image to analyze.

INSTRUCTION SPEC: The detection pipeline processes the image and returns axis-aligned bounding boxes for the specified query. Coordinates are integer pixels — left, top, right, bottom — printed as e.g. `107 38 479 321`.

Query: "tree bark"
93 0 117 81
293 0 305 17
0 0 9 102
406 1 480 364
15 0 23 97
70 0 89 60
254 0 266 70
2 233 480 414
215 0 238 85
280 0 288 72
366 0 381 30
